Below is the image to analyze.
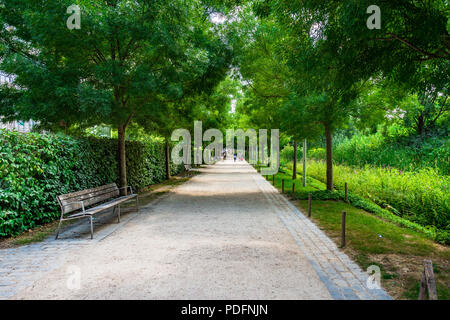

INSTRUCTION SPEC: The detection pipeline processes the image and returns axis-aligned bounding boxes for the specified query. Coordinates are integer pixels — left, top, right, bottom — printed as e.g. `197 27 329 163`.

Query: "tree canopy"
0 0 448 191
0 0 232 190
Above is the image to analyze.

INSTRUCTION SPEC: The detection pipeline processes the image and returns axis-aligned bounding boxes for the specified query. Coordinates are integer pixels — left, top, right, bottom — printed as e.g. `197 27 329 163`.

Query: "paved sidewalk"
0 160 390 299
253 173 390 300
0 203 143 299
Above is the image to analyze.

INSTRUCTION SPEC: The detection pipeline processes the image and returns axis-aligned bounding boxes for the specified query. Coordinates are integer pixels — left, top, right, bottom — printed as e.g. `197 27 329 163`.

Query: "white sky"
230 99 237 113
210 12 227 24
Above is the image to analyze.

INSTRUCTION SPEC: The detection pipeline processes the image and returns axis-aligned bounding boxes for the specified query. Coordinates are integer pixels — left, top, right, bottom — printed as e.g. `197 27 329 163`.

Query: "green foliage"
270 166 449 244
269 0 449 89
0 130 184 237
279 144 294 168
308 148 326 161
296 199 450 300
236 0 448 192
0 0 232 129
0 0 232 189
304 160 449 241
320 131 450 176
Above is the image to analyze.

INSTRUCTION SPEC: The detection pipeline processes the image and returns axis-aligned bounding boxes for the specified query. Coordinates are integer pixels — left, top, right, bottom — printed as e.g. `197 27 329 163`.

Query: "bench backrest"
57 183 120 214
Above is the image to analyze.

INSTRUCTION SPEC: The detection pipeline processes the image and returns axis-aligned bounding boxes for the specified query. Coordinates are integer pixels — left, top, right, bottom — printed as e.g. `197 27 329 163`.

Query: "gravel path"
1 160 390 299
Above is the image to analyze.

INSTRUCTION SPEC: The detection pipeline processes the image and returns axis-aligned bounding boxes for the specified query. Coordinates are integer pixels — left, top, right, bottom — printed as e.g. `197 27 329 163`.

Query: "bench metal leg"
89 216 94 239
55 218 63 240
136 195 139 212
117 205 121 223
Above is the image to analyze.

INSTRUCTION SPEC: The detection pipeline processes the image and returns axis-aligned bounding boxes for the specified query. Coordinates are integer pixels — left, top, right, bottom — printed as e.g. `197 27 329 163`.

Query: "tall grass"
305 160 449 232
309 132 450 175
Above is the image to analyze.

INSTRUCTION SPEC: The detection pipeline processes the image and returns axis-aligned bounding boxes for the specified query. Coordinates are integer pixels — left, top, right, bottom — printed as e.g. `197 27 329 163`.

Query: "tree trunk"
416 113 424 135
165 138 171 180
292 140 297 180
118 125 127 196
324 124 333 191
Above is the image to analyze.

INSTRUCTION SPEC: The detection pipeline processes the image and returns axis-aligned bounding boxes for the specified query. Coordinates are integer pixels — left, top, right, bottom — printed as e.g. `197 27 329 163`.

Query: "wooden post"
302 139 307 187
292 183 295 199
345 182 348 203
341 211 346 247
165 138 170 180
308 193 312 217
282 179 284 193
419 260 438 300
293 140 297 180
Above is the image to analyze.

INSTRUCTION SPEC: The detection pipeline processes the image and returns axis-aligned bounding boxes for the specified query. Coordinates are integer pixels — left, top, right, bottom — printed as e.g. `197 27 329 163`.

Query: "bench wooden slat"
60 186 119 203
56 183 138 240
61 190 120 214
72 194 137 217
58 183 117 201
58 184 121 214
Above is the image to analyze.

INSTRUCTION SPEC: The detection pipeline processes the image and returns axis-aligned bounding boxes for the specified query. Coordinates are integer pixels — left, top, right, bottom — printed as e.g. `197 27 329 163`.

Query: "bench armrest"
118 186 133 195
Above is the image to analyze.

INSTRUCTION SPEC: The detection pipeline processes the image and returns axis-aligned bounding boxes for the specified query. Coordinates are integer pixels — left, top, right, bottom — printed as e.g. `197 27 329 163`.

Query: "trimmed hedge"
0 130 184 237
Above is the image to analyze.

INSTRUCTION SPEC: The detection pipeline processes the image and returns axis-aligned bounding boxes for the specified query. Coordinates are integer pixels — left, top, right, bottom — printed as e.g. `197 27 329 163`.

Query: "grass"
329 130 449 176
262 169 450 300
286 160 449 239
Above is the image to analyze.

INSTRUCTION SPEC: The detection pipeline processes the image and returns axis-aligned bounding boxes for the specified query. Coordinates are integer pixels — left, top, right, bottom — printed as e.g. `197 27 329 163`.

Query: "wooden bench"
55 183 139 239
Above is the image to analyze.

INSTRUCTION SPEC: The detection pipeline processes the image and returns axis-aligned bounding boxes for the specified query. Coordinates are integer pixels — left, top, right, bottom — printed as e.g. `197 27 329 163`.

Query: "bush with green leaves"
0 130 184 237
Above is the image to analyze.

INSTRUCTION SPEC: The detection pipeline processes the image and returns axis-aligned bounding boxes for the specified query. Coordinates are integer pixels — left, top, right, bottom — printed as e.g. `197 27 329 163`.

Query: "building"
0 71 36 133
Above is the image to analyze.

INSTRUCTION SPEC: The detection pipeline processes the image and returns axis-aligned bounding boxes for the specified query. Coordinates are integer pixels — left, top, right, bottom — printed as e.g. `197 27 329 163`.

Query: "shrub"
280 144 294 168
308 147 326 160
0 130 184 237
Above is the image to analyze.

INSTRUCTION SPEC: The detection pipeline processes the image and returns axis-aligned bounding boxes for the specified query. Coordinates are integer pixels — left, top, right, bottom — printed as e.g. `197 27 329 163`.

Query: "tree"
0 0 232 192
403 92 449 136
247 0 449 190
234 6 363 190
404 61 449 135
229 13 303 172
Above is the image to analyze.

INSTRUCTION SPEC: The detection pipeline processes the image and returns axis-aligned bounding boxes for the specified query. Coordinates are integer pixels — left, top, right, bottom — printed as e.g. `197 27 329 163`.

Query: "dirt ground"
13 160 331 299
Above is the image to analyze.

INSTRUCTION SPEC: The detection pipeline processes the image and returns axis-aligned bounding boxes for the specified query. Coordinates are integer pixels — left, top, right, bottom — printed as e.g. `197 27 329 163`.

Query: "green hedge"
0 130 184 237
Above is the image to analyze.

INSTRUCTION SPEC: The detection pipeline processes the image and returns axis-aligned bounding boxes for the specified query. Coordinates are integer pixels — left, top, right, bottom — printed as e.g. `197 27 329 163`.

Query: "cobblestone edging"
253 174 392 300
